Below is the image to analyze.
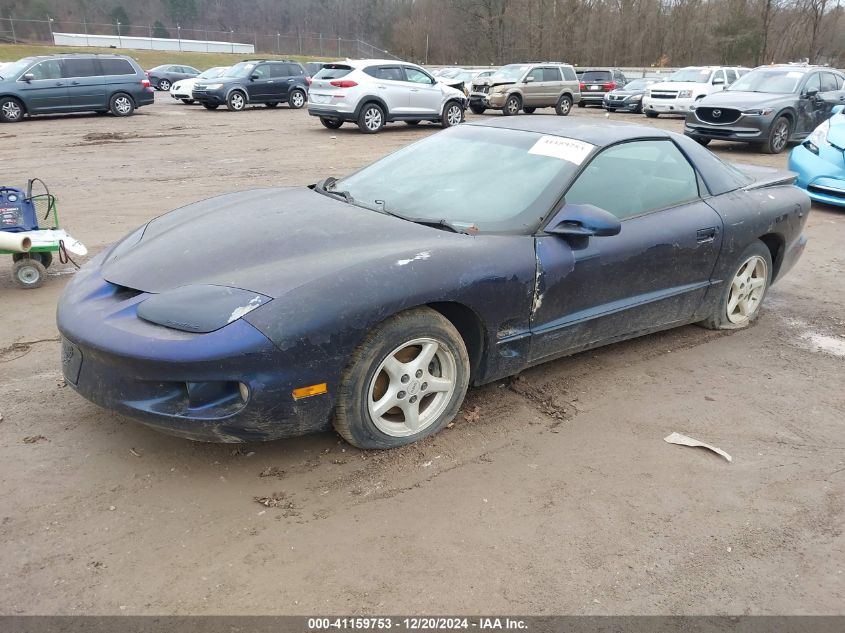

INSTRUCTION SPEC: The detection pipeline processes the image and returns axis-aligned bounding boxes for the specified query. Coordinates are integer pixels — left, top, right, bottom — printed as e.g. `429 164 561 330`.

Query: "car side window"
404 67 434 84
726 69 738 83
27 60 62 80
99 59 134 75
526 68 544 82
564 140 700 221
62 58 99 78
267 64 287 78
370 66 401 81
543 67 561 82
251 64 269 79
562 66 577 81
287 64 304 76
820 73 838 92
712 70 725 85
803 73 821 95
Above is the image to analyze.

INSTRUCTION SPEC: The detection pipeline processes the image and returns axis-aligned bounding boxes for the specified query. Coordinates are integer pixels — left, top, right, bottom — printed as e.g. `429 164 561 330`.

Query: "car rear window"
99 59 135 75
581 71 612 82
315 65 352 80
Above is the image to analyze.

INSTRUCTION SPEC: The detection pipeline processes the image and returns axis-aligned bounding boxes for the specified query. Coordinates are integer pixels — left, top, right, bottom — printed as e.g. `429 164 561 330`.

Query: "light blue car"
789 93 845 207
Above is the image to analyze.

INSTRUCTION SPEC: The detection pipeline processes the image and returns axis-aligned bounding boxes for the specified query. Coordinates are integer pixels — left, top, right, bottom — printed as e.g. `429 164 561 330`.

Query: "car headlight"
492 85 507 94
804 119 831 155
742 107 774 116
205 83 224 90
630 94 642 101
678 90 693 98
645 90 652 98
137 285 271 333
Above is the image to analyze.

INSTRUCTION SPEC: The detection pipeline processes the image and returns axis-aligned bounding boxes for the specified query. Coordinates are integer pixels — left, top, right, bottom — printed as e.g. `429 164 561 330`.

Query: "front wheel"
288 89 306 109
0 97 25 123
555 95 573 116
334 307 470 449
265 102 279 108
522 106 536 114
181 99 195 104
762 116 791 154
357 103 385 133
202 103 219 110
441 101 463 128
109 93 134 117
502 95 521 116
158 79 171 91
699 241 772 330
469 104 486 115
12 259 46 289
226 91 247 112
645 111 658 118
320 117 343 129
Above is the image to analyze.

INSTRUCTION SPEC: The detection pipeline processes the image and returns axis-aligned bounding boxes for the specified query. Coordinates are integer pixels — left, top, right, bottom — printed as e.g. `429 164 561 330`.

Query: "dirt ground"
0 94 843 616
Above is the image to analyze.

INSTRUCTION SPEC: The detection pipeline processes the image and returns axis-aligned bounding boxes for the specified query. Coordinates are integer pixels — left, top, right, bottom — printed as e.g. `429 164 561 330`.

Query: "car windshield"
624 79 653 90
333 126 588 234
668 68 711 83
223 62 256 78
728 68 804 94
491 64 530 82
0 58 34 79
198 67 226 79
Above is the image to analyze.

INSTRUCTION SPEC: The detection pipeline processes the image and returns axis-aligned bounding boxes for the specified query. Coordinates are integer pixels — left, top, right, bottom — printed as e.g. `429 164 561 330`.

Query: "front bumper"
643 96 697 114
788 142 845 207
684 117 769 142
603 96 640 111
57 256 335 442
192 88 227 105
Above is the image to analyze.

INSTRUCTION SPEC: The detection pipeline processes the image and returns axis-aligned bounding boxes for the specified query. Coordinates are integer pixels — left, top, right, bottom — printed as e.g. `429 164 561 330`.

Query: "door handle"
696 227 717 242
411 88 419 92
71 81 80 86
377 85 386 89
287 79 295 82
55 82 65 86
267 80 275 83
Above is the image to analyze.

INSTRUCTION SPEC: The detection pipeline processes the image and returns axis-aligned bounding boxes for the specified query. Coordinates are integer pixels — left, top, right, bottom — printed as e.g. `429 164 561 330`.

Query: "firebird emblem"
712 109 722 118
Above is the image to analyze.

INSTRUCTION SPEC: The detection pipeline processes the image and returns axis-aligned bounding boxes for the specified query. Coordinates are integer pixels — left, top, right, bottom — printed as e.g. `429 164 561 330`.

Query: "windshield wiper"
313 177 354 204
373 199 475 234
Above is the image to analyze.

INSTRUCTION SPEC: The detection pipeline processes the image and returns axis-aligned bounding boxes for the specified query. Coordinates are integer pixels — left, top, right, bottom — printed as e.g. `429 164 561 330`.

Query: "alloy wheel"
114 97 132 115
230 93 245 110
2 100 22 121
446 104 462 126
726 255 767 324
771 119 789 153
367 337 457 437
364 107 382 131
291 91 305 108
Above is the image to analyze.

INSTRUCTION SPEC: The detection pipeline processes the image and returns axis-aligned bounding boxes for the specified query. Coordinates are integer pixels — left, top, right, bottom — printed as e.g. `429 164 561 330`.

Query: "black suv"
0 54 153 123
684 65 845 153
576 68 628 107
192 60 310 111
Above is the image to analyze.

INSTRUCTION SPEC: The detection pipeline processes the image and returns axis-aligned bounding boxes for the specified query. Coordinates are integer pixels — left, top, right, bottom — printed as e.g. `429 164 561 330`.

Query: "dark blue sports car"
57 118 809 448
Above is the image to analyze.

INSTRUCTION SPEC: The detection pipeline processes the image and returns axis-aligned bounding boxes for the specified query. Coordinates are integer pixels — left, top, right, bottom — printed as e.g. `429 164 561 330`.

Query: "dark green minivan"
0 53 155 123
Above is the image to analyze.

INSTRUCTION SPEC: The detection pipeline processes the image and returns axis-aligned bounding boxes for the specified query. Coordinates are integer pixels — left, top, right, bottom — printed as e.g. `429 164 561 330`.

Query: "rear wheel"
320 117 343 129
522 106 536 114
181 99 195 104
357 102 385 133
695 137 712 146
334 307 470 449
288 89 306 109
265 102 279 108
645 111 658 118
503 95 521 116
12 259 46 289
202 103 219 110
577 101 586 108
226 91 247 112
109 93 134 117
0 97 24 123
762 116 791 154
469 104 486 115
441 101 464 128
605 107 616 113
555 94 573 116
158 79 171 91
699 241 772 330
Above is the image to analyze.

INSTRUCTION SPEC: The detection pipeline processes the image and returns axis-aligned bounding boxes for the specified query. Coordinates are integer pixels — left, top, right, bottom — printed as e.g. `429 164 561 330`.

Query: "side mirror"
22 73 34 82
712 77 725 86
250 73 260 81
804 88 819 99
525 76 535 83
546 203 621 238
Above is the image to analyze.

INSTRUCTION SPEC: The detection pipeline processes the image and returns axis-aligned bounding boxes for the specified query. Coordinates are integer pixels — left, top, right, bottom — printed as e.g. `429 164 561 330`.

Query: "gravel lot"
0 94 843 615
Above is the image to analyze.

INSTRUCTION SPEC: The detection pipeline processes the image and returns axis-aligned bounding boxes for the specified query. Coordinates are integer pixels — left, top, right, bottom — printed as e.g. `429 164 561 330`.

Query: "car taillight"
141 79 151 88
306 77 312 85
579 82 586 90
330 80 357 88
603 82 617 90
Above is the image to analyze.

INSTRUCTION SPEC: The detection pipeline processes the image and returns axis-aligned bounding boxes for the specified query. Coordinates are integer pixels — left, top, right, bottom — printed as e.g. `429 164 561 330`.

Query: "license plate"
61 338 83 386
310 94 330 104
590 85 600 90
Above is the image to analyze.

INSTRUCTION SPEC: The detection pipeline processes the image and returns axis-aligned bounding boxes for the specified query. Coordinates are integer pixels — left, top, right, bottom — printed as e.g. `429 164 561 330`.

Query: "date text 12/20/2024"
307 618 528 630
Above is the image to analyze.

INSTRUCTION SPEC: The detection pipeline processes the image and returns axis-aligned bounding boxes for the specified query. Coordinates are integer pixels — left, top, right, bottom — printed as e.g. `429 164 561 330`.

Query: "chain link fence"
0 17 399 60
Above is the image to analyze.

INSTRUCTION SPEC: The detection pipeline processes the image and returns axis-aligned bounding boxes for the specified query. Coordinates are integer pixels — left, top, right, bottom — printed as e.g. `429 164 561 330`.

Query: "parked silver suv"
307 59 467 133
469 63 581 116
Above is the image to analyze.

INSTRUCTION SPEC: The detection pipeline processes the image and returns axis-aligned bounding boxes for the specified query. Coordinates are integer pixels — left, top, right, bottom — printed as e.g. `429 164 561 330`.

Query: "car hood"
173 77 198 89
608 89 642 97
827 113 845 148
697 91 789 110
649 81 709 93
101 187 464 298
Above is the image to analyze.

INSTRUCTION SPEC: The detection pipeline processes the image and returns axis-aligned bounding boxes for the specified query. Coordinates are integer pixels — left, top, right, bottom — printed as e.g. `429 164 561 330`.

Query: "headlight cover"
678 90 693 98
742 107 774 116
805 119 831 154
630 94 642 101
205 83 224 90
138 285 271 333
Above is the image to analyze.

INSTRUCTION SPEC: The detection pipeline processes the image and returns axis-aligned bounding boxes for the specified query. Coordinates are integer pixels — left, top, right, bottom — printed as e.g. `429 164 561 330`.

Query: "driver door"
796 73 822 135
404 66 441 115
246 63 272 101
17 59 69 112
529 139 723 362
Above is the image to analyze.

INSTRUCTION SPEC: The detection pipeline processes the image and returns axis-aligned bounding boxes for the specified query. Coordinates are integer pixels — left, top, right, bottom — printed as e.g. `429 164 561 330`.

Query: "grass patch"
0 43 331 69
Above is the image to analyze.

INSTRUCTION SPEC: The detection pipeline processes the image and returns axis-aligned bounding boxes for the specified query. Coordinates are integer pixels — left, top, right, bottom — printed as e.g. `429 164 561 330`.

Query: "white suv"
642 66 748 117
307 59 467 133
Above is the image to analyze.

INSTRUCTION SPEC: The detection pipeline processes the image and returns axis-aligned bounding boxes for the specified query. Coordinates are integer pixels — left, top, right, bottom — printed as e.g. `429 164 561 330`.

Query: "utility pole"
177 24 182 51
277 32 280 54
319 33 323 57
425 34 429 65
116 20 122 48
47 15 54 44
230 30 234 54
9 16 15 44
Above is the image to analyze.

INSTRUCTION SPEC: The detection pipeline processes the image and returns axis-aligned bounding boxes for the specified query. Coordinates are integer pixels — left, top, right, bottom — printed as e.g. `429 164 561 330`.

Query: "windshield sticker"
528 136 595 165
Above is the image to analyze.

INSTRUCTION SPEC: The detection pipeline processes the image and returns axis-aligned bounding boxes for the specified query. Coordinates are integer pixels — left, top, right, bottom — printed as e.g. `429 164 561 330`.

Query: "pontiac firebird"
57 118 809 448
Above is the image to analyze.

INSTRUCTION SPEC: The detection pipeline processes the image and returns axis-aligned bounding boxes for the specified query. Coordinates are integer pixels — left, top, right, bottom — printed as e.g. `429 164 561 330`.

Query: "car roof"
331 59 416 68
755 64 839 73
467 117 671 147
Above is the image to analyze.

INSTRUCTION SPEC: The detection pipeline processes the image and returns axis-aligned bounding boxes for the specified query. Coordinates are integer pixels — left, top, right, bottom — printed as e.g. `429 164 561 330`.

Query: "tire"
404 120 421 126
181 99 195 104
577 101 586 108
699 241 772 331
645 111 658 118
13 252 52 268
158 79 171 91
555 94 573 116
0 97 25 123
320 117 343 129
502 95 521 116
12 259 46 290
288 89 306 109
762 115 791 154
441 101 463 128
202 103 219 110
605 107 616 113
357 102 385 133
469 104 486 115
226 90 247 112
334 307 470 449
265 102 279 108
695 137 712 146
109 93 134 117
523 107 536 114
